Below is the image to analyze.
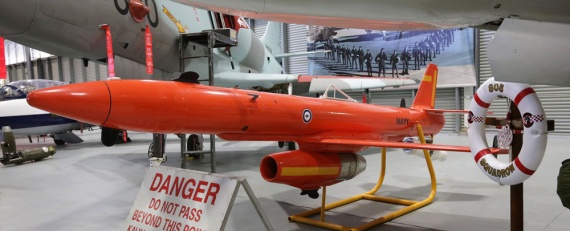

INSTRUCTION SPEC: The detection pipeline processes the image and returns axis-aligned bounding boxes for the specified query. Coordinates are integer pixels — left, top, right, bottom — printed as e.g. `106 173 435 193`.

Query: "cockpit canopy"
0 80 68 101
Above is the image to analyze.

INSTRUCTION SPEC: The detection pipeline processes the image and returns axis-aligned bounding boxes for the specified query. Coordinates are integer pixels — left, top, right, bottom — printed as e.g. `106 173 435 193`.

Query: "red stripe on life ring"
513 88 536 106
514 158 536 175
474 148 492 163
474 93 490 108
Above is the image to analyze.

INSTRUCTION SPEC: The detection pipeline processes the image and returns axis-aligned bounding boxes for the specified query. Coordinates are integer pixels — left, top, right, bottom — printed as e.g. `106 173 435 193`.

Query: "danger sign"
125 166 240 231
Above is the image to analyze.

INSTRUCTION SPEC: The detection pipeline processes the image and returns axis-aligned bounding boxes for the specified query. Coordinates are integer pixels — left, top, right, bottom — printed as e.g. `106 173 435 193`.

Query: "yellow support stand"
289 124 437 231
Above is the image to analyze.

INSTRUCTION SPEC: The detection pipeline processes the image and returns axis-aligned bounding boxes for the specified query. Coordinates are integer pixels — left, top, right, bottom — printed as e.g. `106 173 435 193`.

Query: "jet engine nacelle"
260 150 367 190
402 137 447 161
402 137 420 154
230 29 265 72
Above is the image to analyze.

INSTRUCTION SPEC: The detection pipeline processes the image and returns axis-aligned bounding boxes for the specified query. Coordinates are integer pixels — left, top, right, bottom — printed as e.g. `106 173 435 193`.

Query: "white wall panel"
286 24 308 74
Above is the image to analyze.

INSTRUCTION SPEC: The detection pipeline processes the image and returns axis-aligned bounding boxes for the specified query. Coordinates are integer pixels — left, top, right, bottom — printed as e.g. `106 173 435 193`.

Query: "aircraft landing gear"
287 141 297 150
148 143 167 165
301 189 320 199
278 141 297 150
187 134 204 159
54 139 65 145
187 134 204 151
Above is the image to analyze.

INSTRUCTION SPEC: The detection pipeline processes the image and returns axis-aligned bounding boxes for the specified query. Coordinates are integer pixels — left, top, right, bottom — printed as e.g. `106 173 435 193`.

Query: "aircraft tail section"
411 64 438 110
260 21 282 58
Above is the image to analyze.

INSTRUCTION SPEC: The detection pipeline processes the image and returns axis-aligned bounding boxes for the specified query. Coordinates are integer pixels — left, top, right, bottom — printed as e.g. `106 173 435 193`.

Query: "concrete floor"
1 129 569 231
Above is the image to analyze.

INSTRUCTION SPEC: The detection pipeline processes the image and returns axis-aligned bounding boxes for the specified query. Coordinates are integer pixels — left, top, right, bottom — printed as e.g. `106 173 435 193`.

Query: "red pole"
0 37 6 80
145 25 153 74
100 25 115 78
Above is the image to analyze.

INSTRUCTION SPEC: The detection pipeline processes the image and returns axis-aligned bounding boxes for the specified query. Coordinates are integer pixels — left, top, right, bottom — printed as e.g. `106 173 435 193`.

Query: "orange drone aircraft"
27 64 502 198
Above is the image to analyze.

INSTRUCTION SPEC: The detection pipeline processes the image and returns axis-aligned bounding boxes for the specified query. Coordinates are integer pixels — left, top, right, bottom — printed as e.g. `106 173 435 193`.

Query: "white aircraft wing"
215 72 299 89
0 98 48 117
299 75 418 93
275 50 330 59
215 72 417 92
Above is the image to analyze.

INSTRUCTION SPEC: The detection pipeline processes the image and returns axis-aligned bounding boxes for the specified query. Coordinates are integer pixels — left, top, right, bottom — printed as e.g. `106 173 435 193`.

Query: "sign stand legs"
222 178 275 231
240 179 274 231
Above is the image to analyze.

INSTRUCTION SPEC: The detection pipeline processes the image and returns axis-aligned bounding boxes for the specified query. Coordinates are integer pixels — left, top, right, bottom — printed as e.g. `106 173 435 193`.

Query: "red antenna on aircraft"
128 0 150 23
0 37 6 80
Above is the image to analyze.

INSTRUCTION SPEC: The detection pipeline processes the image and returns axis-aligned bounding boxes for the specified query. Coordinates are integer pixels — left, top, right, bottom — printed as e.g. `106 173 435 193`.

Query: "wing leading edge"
300 76 417 93
216 72 418 93
319 138 507 154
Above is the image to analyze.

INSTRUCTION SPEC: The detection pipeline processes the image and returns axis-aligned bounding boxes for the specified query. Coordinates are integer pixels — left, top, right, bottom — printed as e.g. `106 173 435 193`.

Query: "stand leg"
321 186 326 222
289 124 437 231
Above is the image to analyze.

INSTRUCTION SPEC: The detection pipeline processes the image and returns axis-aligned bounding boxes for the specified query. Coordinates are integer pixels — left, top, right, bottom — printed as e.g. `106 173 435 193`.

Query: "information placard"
125 166 240 231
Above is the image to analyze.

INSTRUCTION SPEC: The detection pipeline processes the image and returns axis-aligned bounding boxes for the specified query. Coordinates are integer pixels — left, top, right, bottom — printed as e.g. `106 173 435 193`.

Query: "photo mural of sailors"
390 50 399 78
401 47 411 75
412 42 421 70
364 49 373 77
307 27 475 88
350 46 352 69
375 48 387 77
358 46 365 72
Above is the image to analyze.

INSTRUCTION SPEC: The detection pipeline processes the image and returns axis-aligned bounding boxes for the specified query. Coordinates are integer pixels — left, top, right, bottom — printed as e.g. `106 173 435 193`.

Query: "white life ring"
468 77 547 185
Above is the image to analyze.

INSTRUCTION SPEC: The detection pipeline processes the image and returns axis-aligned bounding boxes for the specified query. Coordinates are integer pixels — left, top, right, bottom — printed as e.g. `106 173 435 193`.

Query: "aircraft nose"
27 81 111 126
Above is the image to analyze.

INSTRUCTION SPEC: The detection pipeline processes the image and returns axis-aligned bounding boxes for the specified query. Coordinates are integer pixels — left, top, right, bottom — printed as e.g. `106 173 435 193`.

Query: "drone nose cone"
27 81 111 125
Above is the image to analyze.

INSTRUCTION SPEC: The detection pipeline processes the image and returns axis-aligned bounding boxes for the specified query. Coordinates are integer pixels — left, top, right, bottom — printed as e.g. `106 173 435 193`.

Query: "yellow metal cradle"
289 123 437 231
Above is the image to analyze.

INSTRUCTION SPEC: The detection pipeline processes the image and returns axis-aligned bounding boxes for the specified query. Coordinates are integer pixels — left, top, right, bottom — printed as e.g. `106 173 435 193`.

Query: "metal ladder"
177 30 237 172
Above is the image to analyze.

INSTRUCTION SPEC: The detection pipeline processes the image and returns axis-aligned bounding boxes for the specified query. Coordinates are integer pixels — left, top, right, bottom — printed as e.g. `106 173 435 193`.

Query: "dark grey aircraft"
0 0 414 92
0 0 416 160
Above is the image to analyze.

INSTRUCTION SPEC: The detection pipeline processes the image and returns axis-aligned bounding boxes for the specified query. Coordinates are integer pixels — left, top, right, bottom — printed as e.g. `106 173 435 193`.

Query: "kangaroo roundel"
303 109 312 123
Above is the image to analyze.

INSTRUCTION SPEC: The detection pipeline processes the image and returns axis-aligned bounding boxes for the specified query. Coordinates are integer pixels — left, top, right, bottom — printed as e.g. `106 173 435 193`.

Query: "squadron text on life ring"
468 77 547 185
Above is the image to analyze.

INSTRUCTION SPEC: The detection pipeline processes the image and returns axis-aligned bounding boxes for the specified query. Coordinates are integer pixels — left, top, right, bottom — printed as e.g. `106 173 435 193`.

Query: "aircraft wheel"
187 134 204 151
148 143 166 163
148 143 154 158
287 141 297 150
187 134 204 159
